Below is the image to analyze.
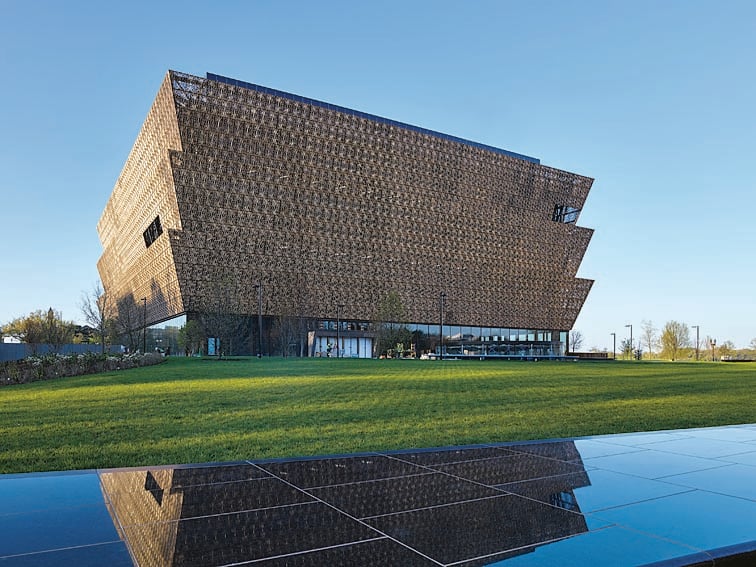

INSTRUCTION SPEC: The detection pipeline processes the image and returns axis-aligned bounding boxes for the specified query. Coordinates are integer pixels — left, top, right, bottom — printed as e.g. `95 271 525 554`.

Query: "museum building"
97 70 595 357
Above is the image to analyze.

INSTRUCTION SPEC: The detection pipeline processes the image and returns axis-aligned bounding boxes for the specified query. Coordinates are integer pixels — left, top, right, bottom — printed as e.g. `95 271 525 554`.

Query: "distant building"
97 71 595 357
74 325 96 344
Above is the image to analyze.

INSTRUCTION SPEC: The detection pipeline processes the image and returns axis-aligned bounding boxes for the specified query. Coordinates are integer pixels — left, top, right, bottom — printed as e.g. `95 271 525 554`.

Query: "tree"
749 338 756 352
619 338 634 360
374 291 411 357
272 277 314 357
292 280 317 358
177 320 204 356
412 328 433 356
199 274 249 357
3 312 44 355
641 320 658 359
45 308 75 353
660 320 690 361
2 308 75 353
113 296 146 352
80 281 114 354
718 340 735 360
3 311 46 346
569 330 584 352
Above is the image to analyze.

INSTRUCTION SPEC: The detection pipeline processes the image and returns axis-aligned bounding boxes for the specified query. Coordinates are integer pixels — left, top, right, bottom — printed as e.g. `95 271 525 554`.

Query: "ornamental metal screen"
98 71 594 342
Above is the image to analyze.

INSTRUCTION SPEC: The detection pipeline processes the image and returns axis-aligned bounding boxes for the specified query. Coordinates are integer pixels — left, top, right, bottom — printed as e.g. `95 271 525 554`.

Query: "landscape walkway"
1 424 755 566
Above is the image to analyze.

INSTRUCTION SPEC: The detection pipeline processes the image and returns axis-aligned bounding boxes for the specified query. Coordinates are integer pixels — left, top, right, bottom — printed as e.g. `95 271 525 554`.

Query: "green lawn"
1 357 754 474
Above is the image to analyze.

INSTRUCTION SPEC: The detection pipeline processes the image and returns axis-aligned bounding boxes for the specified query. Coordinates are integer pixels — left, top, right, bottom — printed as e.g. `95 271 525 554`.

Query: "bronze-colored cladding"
97 74 184 324
98 70 594 331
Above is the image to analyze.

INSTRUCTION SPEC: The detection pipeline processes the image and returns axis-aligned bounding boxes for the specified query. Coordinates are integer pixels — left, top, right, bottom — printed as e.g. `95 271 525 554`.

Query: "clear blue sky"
1 0 755 350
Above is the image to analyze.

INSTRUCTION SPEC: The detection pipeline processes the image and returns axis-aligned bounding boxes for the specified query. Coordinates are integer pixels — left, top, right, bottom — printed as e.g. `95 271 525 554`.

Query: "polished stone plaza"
1 424 755 566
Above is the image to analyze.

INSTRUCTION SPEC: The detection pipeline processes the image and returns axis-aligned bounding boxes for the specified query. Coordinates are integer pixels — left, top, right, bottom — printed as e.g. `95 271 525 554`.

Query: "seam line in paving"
443 529 613 567
382 452 607 518
0 540 125 560
658 484 756 505
247 461 445 566
592 519 714 561
118 499 318 528
277 469 435 491
305 470 438 490
650 462 735 480
384 452 518 468
360 493 510 521
220 537 389 566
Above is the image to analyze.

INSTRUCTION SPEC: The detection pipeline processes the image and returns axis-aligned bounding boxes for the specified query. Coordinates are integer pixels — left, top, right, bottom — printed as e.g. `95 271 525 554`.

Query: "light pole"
610 332 616 360
692 325 700 361
255 282 263 357
141 297 147 354
439 292 446 361
625 324 633 360
336 303 344 358
709 338 717 362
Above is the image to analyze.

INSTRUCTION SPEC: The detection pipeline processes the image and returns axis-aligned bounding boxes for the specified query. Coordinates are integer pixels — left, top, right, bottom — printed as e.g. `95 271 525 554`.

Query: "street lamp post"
141 297 147 354
255 282 263 357
625 324 633 360
439 292 446 361
336 304 344 358
610 332 616 360
692 325 700 361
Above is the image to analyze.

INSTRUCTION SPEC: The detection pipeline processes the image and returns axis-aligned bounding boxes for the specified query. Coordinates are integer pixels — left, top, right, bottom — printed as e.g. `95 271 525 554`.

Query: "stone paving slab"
1 425 755 566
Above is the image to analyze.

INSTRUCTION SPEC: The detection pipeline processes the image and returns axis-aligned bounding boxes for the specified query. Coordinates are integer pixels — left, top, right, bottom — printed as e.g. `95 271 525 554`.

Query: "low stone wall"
0 352 165 387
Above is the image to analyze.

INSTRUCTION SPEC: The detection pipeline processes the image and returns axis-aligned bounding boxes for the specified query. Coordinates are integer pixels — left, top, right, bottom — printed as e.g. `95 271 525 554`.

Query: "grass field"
1 357 754 474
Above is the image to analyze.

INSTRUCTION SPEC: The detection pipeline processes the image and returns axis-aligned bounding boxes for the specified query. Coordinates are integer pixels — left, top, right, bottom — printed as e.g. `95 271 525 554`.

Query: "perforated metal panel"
98 71 594 333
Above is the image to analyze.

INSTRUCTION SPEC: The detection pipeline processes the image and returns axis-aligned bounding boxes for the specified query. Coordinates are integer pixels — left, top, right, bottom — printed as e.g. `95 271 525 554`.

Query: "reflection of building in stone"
504 440 592 513
97 70 594 357
101 442 594 566
101 469 183 566
102 466 280 566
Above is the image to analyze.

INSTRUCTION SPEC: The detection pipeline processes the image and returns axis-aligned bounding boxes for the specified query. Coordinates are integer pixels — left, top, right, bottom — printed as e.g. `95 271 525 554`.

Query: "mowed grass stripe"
1 358 754 473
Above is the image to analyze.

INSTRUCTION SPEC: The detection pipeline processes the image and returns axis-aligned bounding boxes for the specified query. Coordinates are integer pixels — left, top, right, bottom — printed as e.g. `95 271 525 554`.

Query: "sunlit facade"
97 70 595 357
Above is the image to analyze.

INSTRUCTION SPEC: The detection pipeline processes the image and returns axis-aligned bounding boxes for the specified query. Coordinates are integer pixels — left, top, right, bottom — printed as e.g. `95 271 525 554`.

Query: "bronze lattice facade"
97 70 594 355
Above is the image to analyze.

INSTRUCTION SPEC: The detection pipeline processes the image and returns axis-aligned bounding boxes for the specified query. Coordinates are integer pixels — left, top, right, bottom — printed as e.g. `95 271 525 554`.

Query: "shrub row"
0 352 165 386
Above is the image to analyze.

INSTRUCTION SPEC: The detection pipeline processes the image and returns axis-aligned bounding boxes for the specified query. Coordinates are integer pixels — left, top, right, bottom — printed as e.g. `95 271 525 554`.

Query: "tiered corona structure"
97 70 595 357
